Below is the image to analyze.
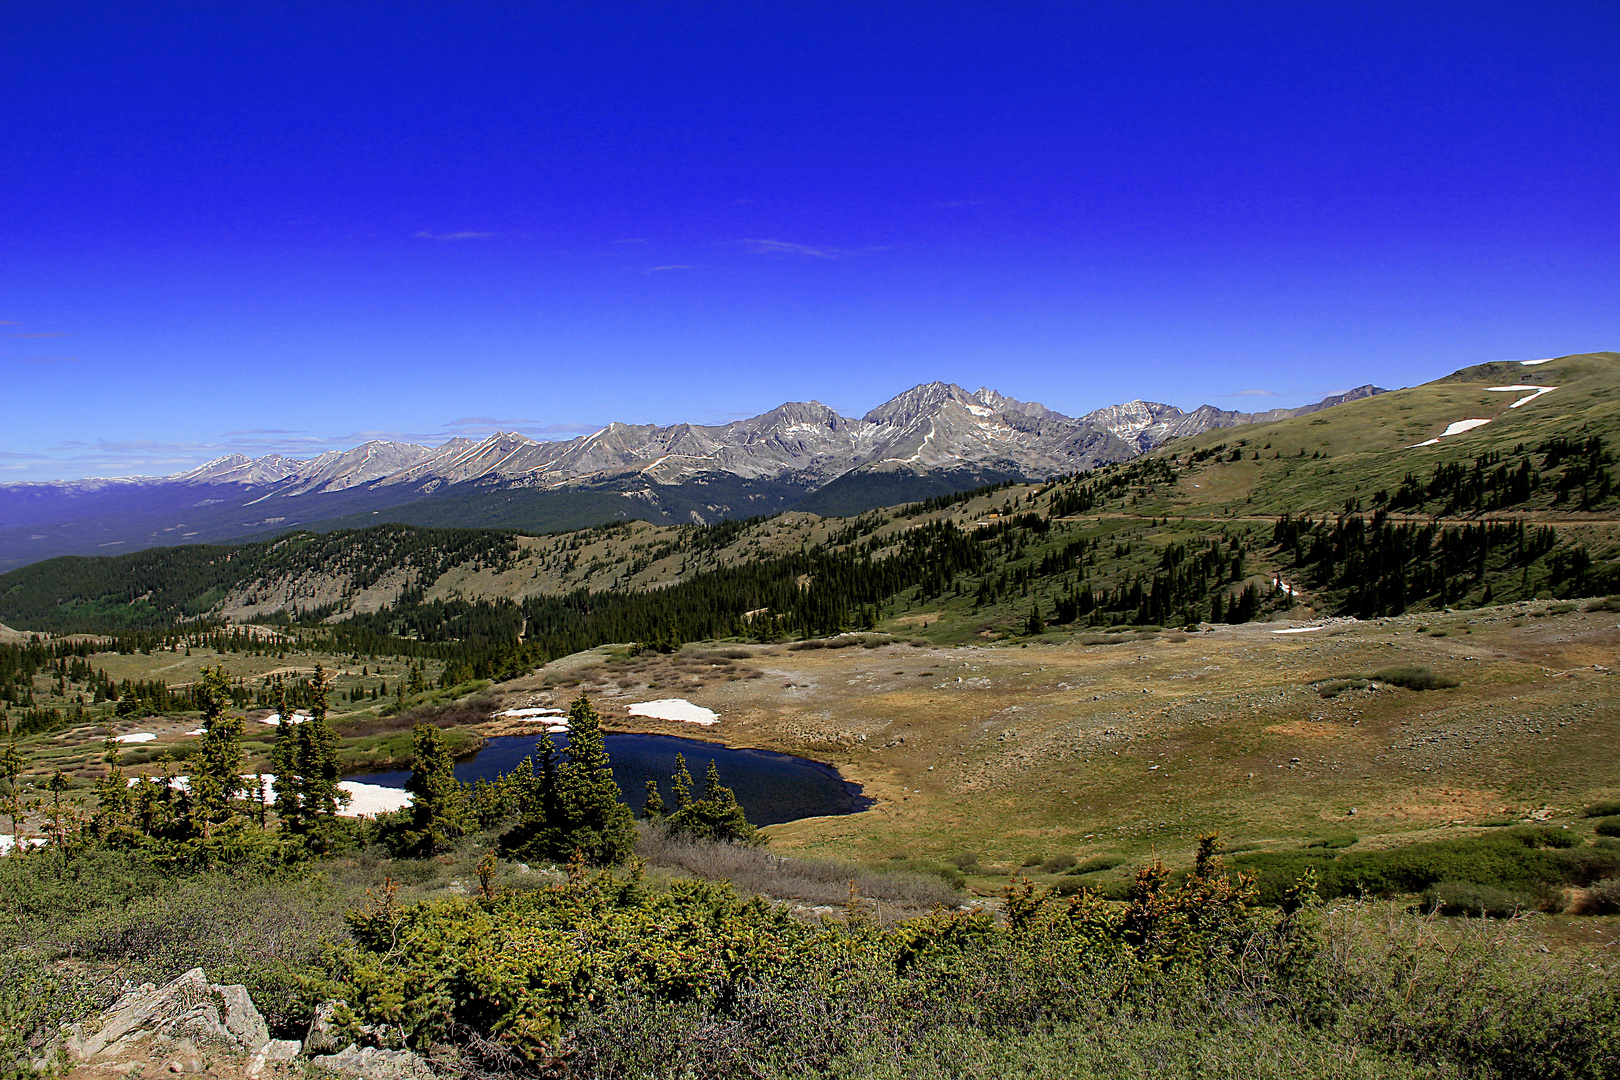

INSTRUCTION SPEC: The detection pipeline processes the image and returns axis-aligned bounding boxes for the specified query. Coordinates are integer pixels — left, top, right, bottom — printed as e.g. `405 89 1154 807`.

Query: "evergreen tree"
188 665 243 838
642 780 665 820
671 753 693 810
293 664 349 842
391 721 465 856
90 737 137 843
1024 603 1045 636
270 685 302 828
500 694 637 865
1 734 28 848
666 759 758 845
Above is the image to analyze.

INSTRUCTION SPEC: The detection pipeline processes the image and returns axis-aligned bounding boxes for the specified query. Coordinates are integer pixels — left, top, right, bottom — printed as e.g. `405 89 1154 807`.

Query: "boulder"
65 968 273 1064
247 1038 303 1078
303 998 385 1055
308 1044 436 1079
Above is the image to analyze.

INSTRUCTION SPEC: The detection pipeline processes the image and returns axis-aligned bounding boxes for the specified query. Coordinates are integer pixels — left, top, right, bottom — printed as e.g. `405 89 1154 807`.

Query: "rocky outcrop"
60 968 300 1076
307 1045 437 1079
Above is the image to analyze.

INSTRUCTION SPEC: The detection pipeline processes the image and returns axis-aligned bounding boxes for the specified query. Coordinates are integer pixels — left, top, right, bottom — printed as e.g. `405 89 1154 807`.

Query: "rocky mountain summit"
18 382 1387 500
0 380 1384 568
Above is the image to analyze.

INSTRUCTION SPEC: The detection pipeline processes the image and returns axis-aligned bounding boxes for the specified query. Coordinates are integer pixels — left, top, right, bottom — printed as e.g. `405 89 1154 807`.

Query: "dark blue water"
351 732 874 827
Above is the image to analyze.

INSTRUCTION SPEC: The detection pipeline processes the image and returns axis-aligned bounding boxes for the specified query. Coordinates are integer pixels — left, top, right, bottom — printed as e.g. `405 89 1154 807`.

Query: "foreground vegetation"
3 826 1617 1080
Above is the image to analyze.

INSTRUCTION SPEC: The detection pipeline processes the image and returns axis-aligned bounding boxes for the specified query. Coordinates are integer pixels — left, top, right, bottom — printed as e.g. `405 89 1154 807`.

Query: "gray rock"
304 998 383 1056
247 1038 303 1078
309 1044 436 1079
66 967 272 1062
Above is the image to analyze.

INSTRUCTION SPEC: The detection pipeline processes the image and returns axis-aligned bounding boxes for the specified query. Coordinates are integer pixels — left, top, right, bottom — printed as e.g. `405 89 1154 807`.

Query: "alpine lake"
352 731 874 826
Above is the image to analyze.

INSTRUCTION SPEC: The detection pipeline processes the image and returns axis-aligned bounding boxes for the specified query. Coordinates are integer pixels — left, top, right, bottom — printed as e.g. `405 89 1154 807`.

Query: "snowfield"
1407 418 1493 448
127 773 412 816
626 699 720 725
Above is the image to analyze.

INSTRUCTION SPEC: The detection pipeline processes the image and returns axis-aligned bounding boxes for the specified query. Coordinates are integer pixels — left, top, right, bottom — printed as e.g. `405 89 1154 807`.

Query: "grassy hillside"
1 352 1615 665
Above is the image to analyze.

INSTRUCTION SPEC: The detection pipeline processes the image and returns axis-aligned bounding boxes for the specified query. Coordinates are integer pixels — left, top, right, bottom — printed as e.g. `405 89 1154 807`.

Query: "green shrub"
1422 880 1532 918
1038 854 1077 873
1232 831 1620 907
1594 817 1620 838
1505 825 1579 848
1582 878 1620 916
1305 831 1359 849
1317 679 1367 699
1065 855 1127 875
1372 666 1459 691
1583 801 1620 818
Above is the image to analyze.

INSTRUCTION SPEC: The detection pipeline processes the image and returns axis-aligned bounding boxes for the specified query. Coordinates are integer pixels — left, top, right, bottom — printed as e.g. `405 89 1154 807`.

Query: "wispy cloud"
445 416 535 430
642 264 693 274
736 238 855 259
9 331 70 338
414 230 496 241
15 355 80 365
0 320 19 326
1217 388 1281 398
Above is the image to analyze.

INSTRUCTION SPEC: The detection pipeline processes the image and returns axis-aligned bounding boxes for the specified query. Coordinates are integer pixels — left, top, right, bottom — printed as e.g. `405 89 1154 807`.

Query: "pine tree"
500 694 636 865
90 737 137 843
1 734 28 847
667 759 757 845
294 664 349 841
270 685 302 829
393 721 465 855
671 753 694 810
642 780 665 819
188 665 243 838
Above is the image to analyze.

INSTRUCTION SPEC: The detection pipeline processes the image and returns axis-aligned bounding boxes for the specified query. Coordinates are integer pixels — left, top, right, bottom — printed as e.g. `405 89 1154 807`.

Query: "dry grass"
635 825 961 909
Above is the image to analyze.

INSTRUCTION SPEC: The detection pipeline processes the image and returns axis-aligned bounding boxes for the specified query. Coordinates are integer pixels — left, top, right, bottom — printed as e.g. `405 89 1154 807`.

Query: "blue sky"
3 1 1617 481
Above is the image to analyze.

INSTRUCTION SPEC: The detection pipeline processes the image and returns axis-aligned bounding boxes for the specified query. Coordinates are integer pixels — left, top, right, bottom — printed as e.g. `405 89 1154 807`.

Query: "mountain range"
0 382 1384 570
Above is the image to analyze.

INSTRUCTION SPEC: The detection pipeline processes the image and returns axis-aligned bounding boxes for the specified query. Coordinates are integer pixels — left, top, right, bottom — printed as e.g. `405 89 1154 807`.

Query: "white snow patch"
1271 626 1326 634
546 725 570 734
337 781 414 817
129 773 411 817
257 712 308 726
114 733 156 744
497 707 565 718
185 728 206 736
1407 418 1492 447
1504 386 1555 408
1519 358 1554 365
0 835 47 854
626 698 720 726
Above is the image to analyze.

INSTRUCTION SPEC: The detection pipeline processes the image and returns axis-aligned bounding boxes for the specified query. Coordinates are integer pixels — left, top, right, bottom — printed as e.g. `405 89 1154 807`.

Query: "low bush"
636 828 961 908
1583 800 1620 818
1371 666 1459 691
1232 830 1620 907
1580 878 1620 915
1422 880 1532 918
1594 817 1620 838
1038 854 1077 873
1065 854 1126 875
1305 831 1359 849
339 696 497 738
1317 679 1367 699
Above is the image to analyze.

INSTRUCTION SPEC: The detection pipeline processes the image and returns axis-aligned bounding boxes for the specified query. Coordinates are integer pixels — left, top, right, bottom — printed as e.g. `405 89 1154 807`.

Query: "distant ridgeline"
1 439 1617 690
